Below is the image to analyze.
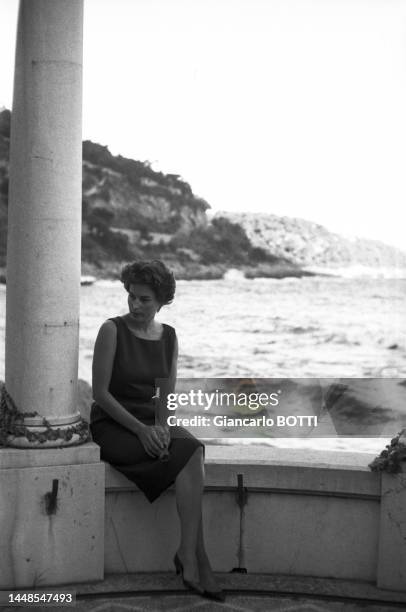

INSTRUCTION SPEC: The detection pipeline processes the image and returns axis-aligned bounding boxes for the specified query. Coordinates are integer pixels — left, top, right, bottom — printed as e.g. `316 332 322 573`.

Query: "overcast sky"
1 0 406 250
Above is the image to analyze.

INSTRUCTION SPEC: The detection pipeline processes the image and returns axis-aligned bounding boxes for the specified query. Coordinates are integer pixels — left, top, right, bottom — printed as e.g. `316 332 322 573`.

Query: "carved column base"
6 412 89 449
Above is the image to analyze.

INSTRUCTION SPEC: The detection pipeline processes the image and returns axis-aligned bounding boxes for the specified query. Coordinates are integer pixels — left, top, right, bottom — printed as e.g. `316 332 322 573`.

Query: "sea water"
1 275 405 455
78 275 406 379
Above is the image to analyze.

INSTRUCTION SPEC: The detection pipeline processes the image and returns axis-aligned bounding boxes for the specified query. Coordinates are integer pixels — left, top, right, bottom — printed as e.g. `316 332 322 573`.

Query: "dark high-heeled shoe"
203 588 226 603
173 553 204 596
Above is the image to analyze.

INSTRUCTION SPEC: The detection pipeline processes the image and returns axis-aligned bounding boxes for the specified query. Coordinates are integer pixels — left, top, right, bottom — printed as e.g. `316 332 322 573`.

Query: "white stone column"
0 0 105 588
5 0 84 446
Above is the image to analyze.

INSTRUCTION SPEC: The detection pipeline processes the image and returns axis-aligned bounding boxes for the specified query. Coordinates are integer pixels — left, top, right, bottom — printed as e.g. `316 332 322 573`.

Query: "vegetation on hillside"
0 109 301 279
168 217 279 266
82 140 209 211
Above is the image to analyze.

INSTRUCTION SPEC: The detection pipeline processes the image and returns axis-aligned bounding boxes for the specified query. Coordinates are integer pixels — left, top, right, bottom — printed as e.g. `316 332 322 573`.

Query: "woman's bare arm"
157 333 178 421
168 333 178 392
92 320 146 435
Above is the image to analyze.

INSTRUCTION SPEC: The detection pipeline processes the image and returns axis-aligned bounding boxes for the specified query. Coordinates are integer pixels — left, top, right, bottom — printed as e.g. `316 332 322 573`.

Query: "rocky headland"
0 108 404 281
215 211 406 271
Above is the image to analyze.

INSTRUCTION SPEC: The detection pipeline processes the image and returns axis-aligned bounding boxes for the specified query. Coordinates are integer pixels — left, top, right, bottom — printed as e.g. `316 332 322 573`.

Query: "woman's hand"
137 424 167 458
155 425 170 449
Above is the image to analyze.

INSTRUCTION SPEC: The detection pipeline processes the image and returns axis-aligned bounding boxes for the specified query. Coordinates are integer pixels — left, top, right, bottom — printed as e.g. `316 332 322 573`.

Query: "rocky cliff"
1 108 403 280
0 109 303 280
79 142 301 279
215 211 406 271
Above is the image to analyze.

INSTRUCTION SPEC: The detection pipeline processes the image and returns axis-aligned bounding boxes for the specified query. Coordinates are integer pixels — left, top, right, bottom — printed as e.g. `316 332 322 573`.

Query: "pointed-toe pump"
173 553 204 597
203 588 226 602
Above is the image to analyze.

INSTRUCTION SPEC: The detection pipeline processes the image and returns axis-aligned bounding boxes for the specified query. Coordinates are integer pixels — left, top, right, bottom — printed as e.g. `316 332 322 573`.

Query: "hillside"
0 109 306 280
1 108 403 280
215 211 406 271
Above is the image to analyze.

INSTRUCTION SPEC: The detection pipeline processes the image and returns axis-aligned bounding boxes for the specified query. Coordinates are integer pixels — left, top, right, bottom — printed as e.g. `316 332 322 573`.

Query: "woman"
90 260 224 602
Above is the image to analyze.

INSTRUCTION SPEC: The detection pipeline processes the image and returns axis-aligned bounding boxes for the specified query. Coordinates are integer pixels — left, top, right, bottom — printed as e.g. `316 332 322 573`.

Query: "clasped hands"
138 423 170 458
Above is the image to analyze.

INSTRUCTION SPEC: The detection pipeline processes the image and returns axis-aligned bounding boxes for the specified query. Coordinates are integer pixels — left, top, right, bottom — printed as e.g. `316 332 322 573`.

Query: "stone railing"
103 445 406 592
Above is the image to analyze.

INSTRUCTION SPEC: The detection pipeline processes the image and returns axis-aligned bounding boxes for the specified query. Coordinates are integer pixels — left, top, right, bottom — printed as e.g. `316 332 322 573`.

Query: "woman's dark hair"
120 260 176 306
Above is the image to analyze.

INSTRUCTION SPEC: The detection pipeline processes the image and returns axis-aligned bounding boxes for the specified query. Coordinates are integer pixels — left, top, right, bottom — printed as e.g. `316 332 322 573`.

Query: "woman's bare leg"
196 511 222 592
175 447 204 586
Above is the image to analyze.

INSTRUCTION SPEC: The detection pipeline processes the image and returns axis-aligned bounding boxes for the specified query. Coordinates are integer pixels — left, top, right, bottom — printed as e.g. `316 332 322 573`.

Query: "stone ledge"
67 572 406 604
0 442 101 469
105 445 380 499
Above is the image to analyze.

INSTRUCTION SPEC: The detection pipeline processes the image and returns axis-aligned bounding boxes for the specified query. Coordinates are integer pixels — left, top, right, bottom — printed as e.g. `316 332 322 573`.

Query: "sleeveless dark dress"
90 316 204 503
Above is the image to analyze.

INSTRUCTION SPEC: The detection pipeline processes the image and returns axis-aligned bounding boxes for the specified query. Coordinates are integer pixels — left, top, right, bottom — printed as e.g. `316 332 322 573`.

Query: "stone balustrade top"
105 444 380 499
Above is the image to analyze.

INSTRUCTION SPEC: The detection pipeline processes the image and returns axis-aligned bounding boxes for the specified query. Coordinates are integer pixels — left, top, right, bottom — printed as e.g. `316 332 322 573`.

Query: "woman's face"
127 283 161 323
